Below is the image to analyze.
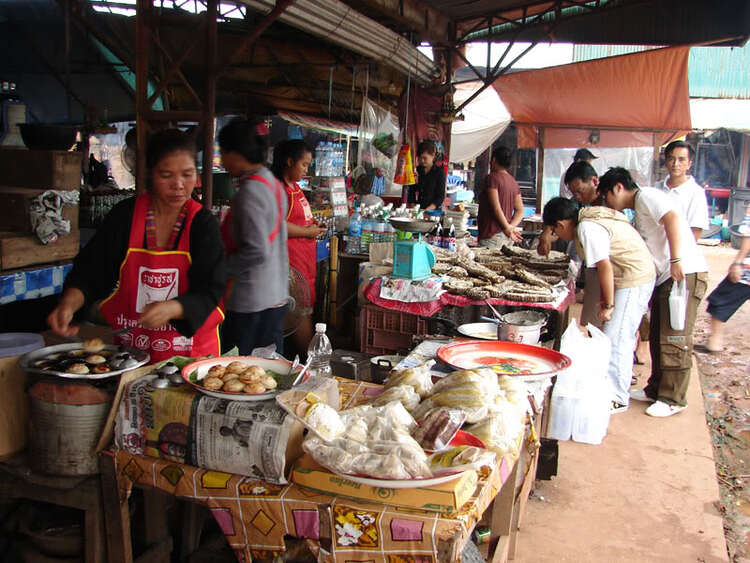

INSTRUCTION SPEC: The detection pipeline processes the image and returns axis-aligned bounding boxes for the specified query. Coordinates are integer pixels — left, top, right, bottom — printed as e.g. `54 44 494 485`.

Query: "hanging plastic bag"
668 279 687 330
393 144 416 185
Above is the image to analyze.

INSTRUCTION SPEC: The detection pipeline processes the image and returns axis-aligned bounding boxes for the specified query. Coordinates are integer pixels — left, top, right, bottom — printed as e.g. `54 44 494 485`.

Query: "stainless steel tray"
19 343 150 379
389 217 436 234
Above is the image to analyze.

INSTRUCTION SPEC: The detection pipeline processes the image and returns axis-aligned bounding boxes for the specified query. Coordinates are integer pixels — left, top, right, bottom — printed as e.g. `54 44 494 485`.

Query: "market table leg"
180 501 208 560
99 452 134 563
488 459 519 563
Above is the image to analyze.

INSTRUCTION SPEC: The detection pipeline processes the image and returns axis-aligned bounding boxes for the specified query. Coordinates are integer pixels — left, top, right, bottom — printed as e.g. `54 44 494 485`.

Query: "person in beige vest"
543 197 656 413
599 167 709 418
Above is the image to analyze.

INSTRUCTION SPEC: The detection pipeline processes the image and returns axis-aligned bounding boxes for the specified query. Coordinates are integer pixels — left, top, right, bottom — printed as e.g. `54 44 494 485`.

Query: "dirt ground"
693 244 750 562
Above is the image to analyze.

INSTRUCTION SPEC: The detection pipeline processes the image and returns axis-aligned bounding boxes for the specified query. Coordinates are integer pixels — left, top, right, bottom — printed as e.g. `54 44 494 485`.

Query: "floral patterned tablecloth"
110 379 519 563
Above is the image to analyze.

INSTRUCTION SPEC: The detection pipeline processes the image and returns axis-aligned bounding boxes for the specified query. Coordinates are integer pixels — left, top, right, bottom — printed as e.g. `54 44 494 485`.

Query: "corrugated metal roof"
573 44 750 99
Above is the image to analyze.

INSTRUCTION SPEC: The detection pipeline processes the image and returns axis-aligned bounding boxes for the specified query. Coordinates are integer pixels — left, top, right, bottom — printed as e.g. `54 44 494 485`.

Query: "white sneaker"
645 401 686 417
629 389 655 403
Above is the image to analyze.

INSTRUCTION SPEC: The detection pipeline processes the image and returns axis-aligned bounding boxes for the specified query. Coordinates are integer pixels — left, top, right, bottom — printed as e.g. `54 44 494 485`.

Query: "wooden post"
329 235 339 329
202 0 218 209
135 0 151 194
535 127 545 213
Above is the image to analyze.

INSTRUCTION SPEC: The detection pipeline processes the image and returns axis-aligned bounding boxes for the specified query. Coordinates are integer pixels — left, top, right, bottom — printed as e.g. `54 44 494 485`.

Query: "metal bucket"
28 381 111 476
497 311 548 345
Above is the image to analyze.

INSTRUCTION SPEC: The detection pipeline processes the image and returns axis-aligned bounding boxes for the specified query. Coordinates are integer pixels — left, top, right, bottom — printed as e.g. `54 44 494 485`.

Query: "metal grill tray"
19 343 150 379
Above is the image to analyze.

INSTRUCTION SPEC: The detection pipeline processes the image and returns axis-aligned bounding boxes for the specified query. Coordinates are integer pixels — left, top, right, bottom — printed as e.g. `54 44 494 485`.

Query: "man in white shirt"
660 140 709 241
600 167 709 418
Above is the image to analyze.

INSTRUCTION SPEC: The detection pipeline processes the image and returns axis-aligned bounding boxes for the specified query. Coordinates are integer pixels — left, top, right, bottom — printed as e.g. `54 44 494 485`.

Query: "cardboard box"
292 455 478 513
0 148 82 190
0 187 79 233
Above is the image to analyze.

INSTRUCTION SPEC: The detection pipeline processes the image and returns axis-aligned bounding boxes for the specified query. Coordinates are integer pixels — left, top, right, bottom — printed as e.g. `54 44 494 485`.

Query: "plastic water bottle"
307 323 333 377
446 218 457 251
347 206 362 254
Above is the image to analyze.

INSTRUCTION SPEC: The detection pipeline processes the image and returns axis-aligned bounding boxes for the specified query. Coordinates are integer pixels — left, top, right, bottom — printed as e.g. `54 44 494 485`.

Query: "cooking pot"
497 310 548 345
369 354 403 384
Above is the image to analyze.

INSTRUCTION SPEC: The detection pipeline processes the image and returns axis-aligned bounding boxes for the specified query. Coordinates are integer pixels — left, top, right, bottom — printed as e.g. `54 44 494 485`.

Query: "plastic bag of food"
369 384 421 411
303 435 430 480
341 401 417 433
276 377 343 441
430 369 499 400
412 407 466 451
385 362 434 398
465 411 524 458
427 446 496 475
497 374 527 405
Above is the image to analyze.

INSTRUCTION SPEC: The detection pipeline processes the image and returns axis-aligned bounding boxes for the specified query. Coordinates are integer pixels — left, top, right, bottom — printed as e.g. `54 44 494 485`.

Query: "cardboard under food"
291 455 479 513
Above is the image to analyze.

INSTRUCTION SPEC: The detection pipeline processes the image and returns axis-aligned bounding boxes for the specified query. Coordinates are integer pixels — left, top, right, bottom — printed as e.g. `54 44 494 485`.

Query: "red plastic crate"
360 305 428 355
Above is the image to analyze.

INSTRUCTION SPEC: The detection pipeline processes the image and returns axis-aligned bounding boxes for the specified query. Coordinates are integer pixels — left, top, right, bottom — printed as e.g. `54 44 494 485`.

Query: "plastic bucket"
0 333 45 459
28 381 111 475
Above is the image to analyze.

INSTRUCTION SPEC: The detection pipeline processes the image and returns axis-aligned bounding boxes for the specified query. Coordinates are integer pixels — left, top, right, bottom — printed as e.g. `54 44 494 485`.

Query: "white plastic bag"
546 319 611 444
668 279 687 330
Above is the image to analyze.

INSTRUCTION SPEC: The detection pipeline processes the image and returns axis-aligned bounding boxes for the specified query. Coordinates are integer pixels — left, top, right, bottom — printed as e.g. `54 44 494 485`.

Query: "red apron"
100 194 224 363
285 182 316 306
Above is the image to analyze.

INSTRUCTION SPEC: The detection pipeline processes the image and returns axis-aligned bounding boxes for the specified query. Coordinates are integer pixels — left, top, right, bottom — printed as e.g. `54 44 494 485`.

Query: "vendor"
477 146 524 247
218 118 290 355
47 129 227 362
408 140 445 210
271 139 327 351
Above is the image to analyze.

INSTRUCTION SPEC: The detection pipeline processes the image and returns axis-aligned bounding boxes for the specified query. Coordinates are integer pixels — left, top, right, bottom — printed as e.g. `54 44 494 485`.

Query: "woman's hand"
728 263 742 284
47 303 79 336
306 222 327 238
139 300 184 329
47 288 85 336
670 260 685 283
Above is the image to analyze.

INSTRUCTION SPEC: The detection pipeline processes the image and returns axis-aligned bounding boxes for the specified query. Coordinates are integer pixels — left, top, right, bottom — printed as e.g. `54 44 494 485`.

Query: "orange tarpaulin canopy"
492 46 692 148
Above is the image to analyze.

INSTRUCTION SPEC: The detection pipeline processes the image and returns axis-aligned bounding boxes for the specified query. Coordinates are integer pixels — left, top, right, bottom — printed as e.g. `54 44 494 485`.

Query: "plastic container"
307 323 333 377
0 333 45 459
668 279 687 331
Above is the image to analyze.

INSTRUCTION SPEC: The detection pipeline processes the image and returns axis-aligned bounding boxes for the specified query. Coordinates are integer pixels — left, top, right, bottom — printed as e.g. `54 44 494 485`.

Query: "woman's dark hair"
145 128 197 173
664 140 695 161
542 196 580 227
491 146 512 168
416 139 437 157
271 139 312 181
217 117 267 164
598 167 639 195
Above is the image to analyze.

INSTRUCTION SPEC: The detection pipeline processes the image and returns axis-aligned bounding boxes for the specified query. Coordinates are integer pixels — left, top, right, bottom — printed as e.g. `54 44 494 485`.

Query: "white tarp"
690 98 750 133
450 82 511 163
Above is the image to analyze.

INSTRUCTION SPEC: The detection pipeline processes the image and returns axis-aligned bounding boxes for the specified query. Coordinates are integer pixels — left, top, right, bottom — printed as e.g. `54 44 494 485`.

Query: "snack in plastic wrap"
385 363 434 398
431 369 499 400
413 407 466 451
341 401 416 433
369 384 421 411
465 411 524 459
497 374 527 405
302 401 345 441
427 446 496 475
303 436 431 480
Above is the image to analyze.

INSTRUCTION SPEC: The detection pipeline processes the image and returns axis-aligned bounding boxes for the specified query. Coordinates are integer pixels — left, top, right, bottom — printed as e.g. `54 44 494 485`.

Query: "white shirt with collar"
659 175 709 231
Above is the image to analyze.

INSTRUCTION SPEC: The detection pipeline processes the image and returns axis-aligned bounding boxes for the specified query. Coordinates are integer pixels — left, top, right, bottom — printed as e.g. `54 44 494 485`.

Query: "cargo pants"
645 272 708 407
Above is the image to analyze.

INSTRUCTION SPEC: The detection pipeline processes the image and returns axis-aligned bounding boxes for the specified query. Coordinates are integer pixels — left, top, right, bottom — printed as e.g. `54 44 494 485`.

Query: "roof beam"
342 0 451 42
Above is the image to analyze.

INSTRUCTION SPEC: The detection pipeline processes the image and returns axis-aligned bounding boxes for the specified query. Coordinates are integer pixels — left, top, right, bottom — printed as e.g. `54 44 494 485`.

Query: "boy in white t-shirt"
542 197 655 413
659 140 709 241
599 167 709 418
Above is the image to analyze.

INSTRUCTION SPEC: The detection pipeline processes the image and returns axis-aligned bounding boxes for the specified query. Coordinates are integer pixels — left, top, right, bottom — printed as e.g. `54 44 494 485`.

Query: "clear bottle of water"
307 323 333 377
347 206 362 254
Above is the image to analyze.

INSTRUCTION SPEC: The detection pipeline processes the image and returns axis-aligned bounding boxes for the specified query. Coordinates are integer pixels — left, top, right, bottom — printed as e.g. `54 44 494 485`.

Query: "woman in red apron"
272 140 327 350
48 129 227 363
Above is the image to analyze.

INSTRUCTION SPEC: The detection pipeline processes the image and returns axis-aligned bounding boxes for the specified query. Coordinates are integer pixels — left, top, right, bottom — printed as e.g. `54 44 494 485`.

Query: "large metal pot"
497 310 548 345
369 354 403 384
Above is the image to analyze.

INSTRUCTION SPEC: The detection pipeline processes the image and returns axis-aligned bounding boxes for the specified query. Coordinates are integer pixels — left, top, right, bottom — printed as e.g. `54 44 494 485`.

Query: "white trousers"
602 279 655 405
